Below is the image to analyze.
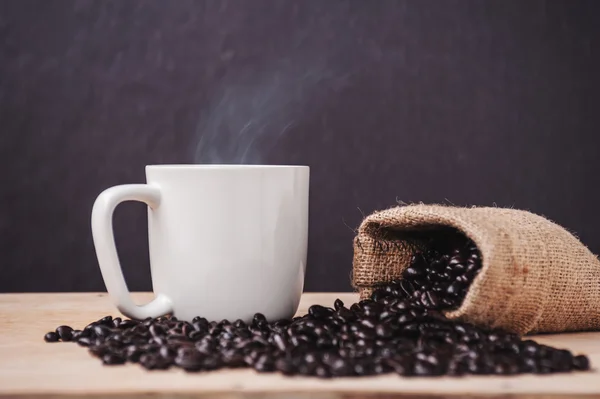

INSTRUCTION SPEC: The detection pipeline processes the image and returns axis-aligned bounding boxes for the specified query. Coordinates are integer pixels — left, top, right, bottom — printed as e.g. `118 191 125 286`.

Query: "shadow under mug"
91 164 310 322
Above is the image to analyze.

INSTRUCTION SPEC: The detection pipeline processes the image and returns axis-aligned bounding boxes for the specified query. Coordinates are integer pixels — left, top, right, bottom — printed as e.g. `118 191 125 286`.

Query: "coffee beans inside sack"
353 204 600 335
45 221 591 378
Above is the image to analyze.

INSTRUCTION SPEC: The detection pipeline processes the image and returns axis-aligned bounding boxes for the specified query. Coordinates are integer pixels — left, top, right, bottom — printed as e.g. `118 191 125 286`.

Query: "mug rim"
146 164 309 170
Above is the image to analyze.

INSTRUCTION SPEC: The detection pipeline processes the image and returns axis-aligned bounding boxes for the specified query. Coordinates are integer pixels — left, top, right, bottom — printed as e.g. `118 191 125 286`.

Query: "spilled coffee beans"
372 230 482 311
44 232 591 377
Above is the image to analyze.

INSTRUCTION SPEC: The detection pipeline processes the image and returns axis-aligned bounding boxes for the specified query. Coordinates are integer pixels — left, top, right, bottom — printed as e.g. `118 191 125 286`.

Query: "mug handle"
91 184 173 320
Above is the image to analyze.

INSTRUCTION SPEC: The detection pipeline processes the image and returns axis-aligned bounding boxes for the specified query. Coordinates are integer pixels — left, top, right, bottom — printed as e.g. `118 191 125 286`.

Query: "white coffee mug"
91 164 309 322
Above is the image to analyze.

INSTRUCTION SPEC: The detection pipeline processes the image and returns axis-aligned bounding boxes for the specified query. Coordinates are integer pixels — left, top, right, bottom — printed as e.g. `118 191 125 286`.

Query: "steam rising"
194 60 353 164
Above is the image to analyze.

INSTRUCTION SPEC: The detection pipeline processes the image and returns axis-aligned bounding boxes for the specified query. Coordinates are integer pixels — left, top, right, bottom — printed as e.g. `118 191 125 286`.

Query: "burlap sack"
352 204 600 335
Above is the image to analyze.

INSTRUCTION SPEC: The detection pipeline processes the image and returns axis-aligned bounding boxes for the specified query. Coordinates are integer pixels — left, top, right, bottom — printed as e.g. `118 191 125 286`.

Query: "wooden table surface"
1 292 600 399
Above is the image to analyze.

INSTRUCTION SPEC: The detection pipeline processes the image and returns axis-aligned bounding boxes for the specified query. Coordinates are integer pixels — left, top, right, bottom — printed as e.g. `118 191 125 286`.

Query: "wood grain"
1 292 600 399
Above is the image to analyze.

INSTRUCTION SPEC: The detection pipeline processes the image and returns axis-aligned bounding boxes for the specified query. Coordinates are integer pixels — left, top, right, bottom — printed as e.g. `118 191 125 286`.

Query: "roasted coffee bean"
221 351 245 368
393 300 411 311
384 358 411 375
198 356 219 371
404 266 424 277
142 317 155 327
370 289 388 303
159 345 175 359
168 333 189 343
399 280 415 297
336 307 355 322
102 353 126 365
152 356 172 370
254 354 275 372
446 282 462 296
148 336 164 346
232 319 245 329
353 362 369 376
106 332 125 343
493 361 519 375
189 330 205 341
193 323 209 334
195 341 216 355
359 318 377 329
275 358 295 374
375 324 393 338
76 337 93 347
355 328 375 340
547 350 572 372
175 350 203 370
125 345 142 362
139 353 159 370
328 358 349 376
521 340 538 356
272 319 291 329
92 324 112 338
314 365 331 378
44 331 59 342
300 352 316 365
181 324 194 338
138 343 160 354
573 355 591 370
252 313 267 325
427 291 440 309
118 319 137 329
308 305 334 319
149 324 165 337
349 303 361 313
379 296 398 307
88 344 109 358
466 262 480 275
55 325 74 341
217 319 231 328
271 333 288 352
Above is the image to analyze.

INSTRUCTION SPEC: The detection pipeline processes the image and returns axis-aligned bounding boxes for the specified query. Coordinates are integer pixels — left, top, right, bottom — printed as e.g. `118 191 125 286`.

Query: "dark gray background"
1 0 599 293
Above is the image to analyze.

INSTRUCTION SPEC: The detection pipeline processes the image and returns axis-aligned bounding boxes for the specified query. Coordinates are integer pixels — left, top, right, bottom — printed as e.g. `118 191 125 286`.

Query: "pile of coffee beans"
44 231 590 377
381 229 483 311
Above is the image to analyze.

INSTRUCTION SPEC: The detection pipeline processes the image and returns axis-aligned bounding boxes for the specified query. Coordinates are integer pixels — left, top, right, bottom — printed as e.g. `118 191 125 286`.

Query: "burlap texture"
352 204 600 335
